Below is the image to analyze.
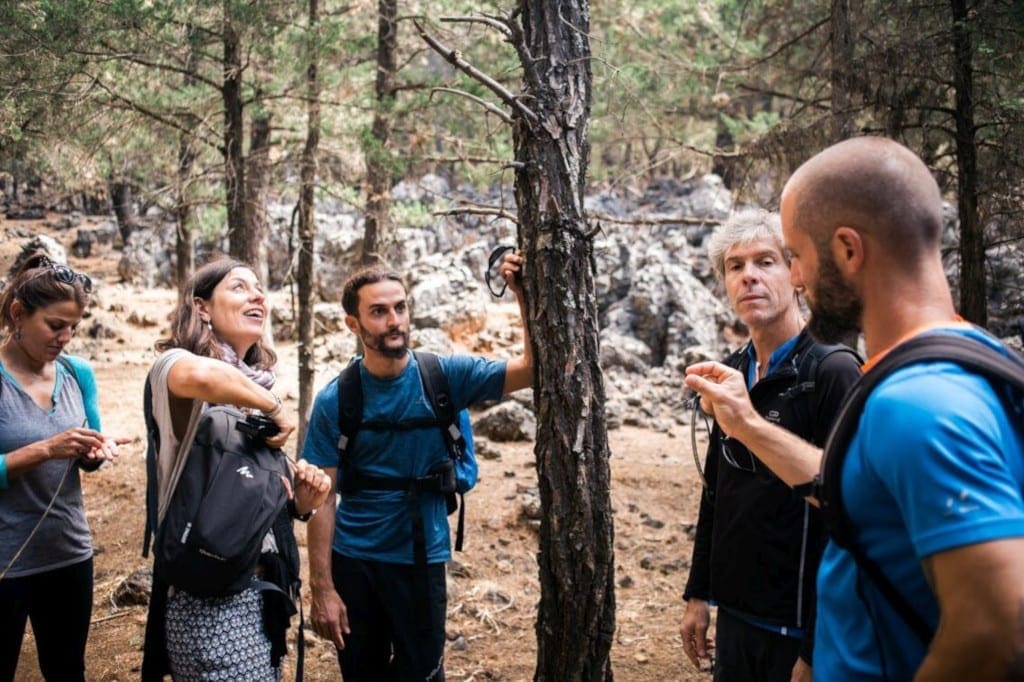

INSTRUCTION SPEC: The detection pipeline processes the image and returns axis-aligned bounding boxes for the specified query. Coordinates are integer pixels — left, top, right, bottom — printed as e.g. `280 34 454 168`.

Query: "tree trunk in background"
830 0 855 141
512 1 615 679
110 179 137 245
175 23 199 286
297 0 321 446
246 93 271 280
223 1 248 262
951 0 985 325
176 134 196 285
361 0 399 267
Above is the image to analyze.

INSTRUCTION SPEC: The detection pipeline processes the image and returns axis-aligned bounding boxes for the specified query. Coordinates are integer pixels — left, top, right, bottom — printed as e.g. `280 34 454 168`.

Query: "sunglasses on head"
32 255 93 293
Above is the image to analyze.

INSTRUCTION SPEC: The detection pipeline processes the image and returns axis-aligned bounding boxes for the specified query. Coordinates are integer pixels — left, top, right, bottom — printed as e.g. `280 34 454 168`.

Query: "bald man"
684 136 1024 680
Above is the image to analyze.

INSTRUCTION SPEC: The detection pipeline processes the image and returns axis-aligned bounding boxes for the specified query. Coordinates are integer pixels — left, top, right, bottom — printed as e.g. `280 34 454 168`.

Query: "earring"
206 320 213 332
13 327 21 341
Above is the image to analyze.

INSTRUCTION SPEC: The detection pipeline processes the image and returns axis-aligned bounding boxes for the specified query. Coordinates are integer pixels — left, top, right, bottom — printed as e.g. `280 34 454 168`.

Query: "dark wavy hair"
341 266 406 317
156 258 277 368
0 253 91 334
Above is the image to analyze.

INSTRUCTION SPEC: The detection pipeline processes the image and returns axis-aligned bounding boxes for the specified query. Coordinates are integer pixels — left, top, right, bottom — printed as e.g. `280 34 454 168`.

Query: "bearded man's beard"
806 249 862 345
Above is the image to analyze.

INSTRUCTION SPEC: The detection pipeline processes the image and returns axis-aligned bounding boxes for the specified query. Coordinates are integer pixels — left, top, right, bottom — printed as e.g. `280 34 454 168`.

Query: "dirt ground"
5 218 713 681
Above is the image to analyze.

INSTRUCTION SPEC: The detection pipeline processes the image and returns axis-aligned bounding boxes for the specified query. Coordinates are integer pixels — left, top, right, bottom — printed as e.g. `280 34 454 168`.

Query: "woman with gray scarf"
142 257 330 681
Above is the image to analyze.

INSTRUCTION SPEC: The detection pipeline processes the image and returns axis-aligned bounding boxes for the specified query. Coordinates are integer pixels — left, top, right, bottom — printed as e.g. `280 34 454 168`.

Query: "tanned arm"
684 361 822 489
914 538 1024 680
306 466 349 650
499 251 534 395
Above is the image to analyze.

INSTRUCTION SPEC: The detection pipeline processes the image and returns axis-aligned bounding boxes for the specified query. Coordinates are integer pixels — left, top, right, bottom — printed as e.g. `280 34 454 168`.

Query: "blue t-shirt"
302 352 506 564
814 327 1024 679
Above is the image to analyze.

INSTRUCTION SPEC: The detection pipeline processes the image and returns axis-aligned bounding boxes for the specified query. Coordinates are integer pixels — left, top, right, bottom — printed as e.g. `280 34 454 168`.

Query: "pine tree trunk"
110 180 137 245
223 2 248 262
512 1 615 679
246 97 271 281
361 0 399 267
297 0 321 446
830 0 855 141
951 0 985 325
174 23 198 287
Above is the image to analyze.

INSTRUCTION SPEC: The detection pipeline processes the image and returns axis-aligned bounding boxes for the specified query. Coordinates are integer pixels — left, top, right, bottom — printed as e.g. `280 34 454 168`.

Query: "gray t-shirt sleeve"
149 348 204 523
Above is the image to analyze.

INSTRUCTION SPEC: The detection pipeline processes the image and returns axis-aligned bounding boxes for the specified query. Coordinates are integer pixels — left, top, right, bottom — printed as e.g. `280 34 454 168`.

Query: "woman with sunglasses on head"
0 253 125 682
141 257 330 682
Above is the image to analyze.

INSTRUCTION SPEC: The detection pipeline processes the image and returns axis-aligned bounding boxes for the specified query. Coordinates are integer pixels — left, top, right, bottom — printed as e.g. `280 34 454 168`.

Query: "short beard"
806 249 862 345
362 328 408 359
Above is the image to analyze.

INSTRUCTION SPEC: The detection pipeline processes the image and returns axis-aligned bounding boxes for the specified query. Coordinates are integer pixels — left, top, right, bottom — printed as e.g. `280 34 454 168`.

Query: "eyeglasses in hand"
485 244 517 298
720 436 757 473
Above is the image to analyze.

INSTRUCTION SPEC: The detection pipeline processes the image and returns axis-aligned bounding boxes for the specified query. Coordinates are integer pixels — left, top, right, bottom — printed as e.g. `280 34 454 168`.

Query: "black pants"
713 607 803 682
331 553 447 682
0 557 93 682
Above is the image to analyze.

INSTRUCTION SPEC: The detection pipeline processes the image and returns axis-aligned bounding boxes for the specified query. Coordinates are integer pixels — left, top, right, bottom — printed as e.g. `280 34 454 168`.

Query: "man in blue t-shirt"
684 136 1024 679
303 258 532 681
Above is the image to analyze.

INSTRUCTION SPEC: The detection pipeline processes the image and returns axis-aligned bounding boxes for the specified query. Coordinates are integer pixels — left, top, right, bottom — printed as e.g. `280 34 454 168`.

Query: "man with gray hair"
680 208 861 681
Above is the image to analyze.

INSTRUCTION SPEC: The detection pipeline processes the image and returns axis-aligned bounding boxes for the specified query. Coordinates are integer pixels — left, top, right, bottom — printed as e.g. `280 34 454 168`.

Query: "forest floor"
5 215 712 681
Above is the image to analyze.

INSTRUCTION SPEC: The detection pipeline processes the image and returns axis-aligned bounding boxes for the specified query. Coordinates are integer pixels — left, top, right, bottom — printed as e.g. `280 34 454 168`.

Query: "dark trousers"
0 557 93 682
713 607 802 682
331 553 447 682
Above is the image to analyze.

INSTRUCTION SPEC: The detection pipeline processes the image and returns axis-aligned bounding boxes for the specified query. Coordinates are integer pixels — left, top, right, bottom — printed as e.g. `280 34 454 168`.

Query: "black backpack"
141 380 292 597
335 350 469 565
816 332 1024 645
141 376 305 680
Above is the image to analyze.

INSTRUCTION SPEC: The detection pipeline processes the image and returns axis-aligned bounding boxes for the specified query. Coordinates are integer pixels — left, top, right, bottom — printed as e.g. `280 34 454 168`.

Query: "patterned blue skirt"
166 586 280 682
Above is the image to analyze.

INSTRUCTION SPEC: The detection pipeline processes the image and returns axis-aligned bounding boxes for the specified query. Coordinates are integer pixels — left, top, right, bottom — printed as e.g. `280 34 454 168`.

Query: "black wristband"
287 498 314 522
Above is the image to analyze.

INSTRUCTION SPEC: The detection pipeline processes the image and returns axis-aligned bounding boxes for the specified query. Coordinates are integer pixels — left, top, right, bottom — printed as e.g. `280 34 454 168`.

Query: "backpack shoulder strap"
412 350 465 460
142 371 159 558
335 359 364 456
786 337 861 399
819 332 1024 645
413 350 469 551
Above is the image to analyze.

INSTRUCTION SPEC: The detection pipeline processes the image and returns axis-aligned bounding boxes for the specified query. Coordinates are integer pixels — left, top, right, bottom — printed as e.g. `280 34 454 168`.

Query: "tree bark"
830 0 855 141
110 179 137 246
297 0 321 446
245 93 271 281
175 23 199 286
361 0 400 267
511 1 615 679
223 0 248 262
951 0 985 325
175 134 196 285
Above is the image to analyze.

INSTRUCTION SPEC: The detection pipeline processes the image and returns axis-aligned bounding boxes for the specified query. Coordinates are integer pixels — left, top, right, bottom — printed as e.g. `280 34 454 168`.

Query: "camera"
236 413 281 440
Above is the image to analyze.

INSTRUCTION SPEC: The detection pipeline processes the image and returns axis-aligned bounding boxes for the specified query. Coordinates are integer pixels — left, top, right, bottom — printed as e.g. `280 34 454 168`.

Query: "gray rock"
474 401 536 442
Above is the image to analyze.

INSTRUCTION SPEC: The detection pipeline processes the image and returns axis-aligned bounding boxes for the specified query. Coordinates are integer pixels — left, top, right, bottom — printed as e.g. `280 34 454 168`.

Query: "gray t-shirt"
148 349 205 525
0 361 93 578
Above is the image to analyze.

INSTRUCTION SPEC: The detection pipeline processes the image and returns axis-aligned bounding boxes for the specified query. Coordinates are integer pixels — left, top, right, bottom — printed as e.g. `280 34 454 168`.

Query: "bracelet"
0 454 8 489
287 498 316 522
261 393 283 419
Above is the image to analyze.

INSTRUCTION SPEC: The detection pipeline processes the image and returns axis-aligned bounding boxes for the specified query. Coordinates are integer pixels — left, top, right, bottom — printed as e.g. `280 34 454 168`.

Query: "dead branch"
422 155 514 165
414 20 537 124
441 15 511 39
429 87 512 124
589 212 721 227
434 207 520 225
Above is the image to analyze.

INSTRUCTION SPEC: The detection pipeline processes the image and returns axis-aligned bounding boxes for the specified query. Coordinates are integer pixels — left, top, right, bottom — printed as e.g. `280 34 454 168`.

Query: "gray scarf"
217 341 275 389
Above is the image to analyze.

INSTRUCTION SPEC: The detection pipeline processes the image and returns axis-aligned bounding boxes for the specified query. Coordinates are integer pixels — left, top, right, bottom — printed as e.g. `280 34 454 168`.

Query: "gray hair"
706 208 786 281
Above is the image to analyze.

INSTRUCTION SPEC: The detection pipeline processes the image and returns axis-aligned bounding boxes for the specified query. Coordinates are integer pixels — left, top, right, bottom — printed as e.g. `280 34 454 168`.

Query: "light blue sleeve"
63 355 101 430
440 354 507 409
301 380 342 470
862 364 1024 558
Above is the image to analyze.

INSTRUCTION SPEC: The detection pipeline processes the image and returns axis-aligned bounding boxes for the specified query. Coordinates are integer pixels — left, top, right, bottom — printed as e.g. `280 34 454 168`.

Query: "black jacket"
683 329 861 663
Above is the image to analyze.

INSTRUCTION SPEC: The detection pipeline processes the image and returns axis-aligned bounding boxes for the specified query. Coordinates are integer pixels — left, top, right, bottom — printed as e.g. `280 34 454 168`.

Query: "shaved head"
782 137 943 261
